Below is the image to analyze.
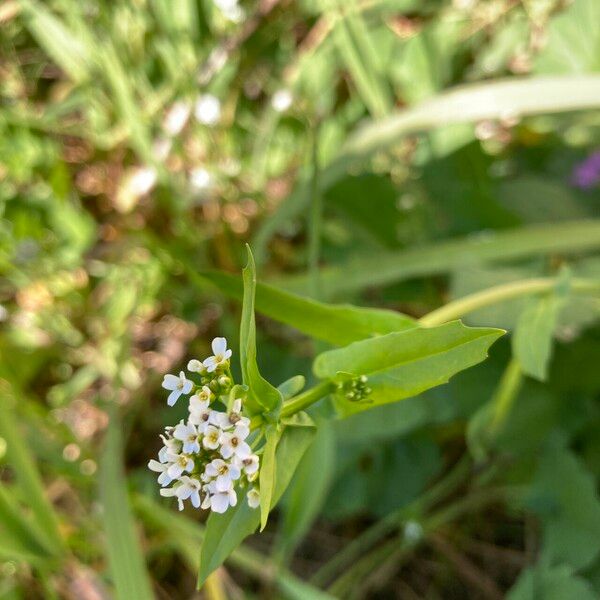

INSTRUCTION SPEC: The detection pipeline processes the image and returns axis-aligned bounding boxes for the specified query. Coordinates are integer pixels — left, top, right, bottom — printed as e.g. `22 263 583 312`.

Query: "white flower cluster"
148 337 260 513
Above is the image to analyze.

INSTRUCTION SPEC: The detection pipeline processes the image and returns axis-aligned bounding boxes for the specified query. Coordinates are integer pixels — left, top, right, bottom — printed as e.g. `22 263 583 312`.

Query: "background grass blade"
99 410 154 600
273 220 600 298
0 381 64 555
253 75 600 260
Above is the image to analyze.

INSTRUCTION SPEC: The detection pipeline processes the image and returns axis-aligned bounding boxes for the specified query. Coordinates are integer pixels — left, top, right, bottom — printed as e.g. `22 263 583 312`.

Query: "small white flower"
247 487 260 509
148 459 172 486
194 94 221 126
158 433 181 462
204 458 241 491
166 453 194 479
187 359 205 373
175 476 202 510
162 371 193 406
206 480 237 513
203 337 232 373
173 421 201 454
219 398 251 431
189 399 216 432
236 453 259 476
219 429 251 460
163 100 191 136
203 425 221 450
271 89 293 113
116 166 157 213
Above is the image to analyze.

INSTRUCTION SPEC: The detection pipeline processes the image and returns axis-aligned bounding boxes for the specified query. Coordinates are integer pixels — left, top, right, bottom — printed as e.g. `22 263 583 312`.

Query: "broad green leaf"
253 76 600 259
314 321 504 416
278 375 306 400
508 564 597 600
513 295 566 381
100 413 154 600
275 220 600 298
198 425 315 586
535 0 600 74
275 422 336 562
259 425 281 531
240 247 283 415
0 383 64 555
196 269 416 345
526 441 600 571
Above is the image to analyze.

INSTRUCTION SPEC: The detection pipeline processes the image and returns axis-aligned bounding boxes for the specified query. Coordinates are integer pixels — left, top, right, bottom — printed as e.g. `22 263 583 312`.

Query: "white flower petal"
212 337 227 355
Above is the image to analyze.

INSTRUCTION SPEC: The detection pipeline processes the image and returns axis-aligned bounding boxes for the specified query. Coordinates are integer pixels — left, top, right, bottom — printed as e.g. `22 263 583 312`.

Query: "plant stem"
419 277 600 327
308 121 322 300
490 358 523 432
281 380 334 418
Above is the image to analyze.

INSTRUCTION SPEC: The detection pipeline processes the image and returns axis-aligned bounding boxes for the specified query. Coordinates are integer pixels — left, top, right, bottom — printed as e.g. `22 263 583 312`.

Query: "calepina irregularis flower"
149 337 261 513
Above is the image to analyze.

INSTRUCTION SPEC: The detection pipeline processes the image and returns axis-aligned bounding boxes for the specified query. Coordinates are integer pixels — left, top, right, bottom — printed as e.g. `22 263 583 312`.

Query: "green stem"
308 122 322 300
490 358 523 432
281 380 334 418
419 277 600 327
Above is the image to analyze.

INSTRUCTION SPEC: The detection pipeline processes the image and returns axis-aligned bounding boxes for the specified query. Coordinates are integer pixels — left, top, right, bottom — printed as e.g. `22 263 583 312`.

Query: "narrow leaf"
100 412 154 600
196 268 416 345
259 426 281 531
513 295 565 381
240 246 283 414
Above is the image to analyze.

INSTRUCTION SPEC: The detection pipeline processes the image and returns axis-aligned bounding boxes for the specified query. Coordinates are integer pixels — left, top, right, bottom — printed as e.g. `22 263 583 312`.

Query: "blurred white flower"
213 0 245 22
115 166 157 213
272 89 293 112
162 371 193 406
204 337 232 372
189 167 213 192
152 137 172 161
0 305 7 322
237 453 259 476
194 94 221 126
175 476 202 510
247 488 260 508
163 100 191 136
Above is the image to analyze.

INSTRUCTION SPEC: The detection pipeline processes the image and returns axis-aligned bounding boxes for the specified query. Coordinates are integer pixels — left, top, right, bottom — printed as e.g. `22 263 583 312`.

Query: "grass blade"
273 220 600 298
99 410 154 600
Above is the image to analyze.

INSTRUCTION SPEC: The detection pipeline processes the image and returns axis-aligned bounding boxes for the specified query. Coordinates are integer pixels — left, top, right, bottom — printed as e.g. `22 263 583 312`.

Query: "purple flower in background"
571 151 600 190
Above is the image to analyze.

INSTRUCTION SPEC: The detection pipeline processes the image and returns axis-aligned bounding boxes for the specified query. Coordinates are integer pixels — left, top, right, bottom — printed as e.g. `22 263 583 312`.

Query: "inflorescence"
148 337 260 513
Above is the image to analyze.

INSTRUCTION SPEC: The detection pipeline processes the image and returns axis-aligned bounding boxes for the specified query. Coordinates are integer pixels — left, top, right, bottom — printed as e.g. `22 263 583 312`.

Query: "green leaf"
535 0 600 74
195 268 416 345
314 321 504 416
253 76 600 260
513 294 566 381
526 441 600 571
259 425 281 531
274 220 600 298
508 564 597 600
278 375 306 400
275 422 336 562
240 246 283 415
198 425 315 587
99 412 154 600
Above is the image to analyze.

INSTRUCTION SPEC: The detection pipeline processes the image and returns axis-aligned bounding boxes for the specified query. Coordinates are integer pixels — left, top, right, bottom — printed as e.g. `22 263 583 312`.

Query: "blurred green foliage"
0 0 600 597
